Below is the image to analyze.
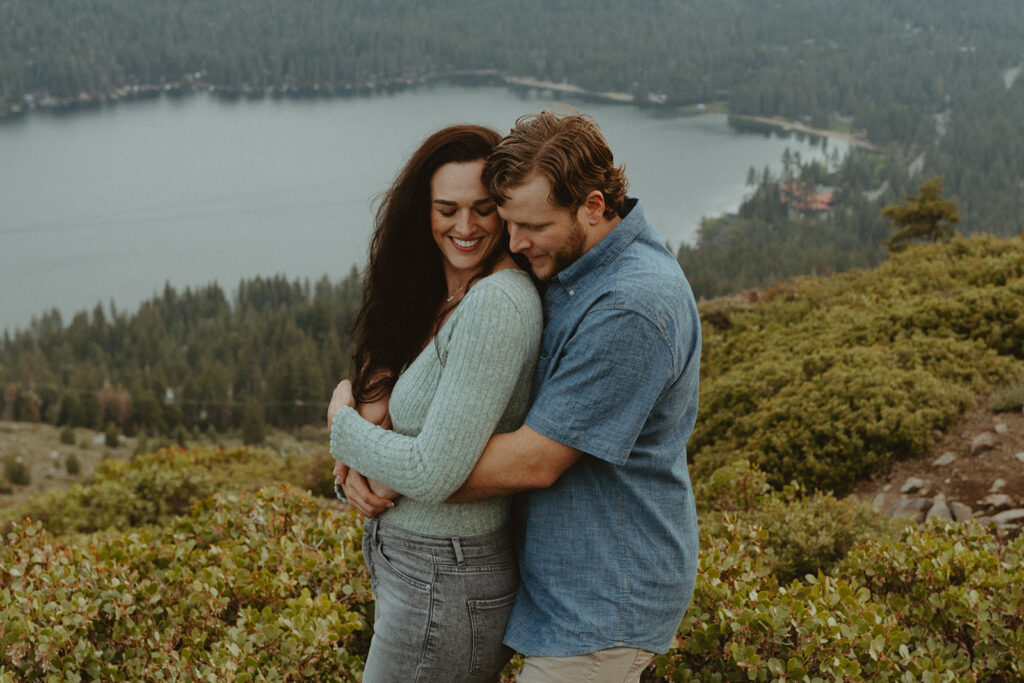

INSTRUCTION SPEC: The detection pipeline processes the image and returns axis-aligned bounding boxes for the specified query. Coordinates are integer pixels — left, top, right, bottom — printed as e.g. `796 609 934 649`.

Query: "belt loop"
451 536 465 565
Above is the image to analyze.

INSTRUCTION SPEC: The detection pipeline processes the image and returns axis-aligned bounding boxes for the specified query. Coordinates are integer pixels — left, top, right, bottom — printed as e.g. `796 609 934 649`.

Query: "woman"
326 125 542 682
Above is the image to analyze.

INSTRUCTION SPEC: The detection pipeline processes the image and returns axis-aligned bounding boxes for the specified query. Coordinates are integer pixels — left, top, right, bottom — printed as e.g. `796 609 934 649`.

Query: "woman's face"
430 160 503 281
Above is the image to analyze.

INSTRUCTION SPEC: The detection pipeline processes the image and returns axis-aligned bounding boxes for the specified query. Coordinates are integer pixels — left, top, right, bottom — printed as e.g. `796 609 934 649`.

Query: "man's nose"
507 225 529 253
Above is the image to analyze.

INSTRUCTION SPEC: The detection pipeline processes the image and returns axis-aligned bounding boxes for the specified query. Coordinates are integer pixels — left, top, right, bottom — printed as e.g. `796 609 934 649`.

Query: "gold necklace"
445 282 467 303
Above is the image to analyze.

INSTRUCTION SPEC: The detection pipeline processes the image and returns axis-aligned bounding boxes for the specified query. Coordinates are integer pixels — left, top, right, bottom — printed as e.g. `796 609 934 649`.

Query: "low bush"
839 523 1024 679
59 425 75 445
2 455 30 486
697 460 902 583
104 421 120 448
64 452 81 476
989 376 1024 413
0 446 338 535
653 521 1024 681
1 447 1021 681
0 485 371 681
694 235 1024 492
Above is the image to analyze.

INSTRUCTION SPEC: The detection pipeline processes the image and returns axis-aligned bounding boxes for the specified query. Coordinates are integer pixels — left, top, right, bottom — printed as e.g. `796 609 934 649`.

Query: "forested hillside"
1 271 363 437
3 0 1023 237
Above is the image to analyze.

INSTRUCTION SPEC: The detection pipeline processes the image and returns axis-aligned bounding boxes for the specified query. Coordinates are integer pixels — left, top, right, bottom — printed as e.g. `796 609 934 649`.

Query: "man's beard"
547 215 587 277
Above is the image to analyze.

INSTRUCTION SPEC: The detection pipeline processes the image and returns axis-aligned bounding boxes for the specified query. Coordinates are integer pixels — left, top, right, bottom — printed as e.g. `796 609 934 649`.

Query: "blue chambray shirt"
504 198 701 656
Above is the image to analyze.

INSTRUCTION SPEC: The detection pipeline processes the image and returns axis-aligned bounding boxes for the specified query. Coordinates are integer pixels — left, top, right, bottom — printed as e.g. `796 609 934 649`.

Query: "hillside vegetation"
2 236 1023 680
693 234 1024 493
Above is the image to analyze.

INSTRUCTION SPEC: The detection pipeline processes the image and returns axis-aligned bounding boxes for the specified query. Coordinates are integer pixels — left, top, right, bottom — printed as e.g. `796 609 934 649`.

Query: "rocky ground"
849 399 1024 534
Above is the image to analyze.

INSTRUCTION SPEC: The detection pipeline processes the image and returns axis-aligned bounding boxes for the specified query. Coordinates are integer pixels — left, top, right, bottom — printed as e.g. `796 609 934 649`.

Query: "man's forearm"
448 426 581 502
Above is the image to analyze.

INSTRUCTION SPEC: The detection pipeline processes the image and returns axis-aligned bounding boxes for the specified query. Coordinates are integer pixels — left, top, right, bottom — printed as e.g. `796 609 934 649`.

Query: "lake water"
0 84 844 333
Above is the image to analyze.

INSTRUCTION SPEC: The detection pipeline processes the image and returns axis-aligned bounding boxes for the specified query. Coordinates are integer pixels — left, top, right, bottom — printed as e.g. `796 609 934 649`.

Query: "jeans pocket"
467 591 516 678
374 539 433 592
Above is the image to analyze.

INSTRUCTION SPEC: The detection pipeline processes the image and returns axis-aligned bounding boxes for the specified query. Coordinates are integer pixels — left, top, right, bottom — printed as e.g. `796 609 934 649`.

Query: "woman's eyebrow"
431 198 495 206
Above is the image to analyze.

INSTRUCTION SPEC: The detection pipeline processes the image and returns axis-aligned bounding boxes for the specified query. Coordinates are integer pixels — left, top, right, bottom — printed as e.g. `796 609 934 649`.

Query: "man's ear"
582 190 606 225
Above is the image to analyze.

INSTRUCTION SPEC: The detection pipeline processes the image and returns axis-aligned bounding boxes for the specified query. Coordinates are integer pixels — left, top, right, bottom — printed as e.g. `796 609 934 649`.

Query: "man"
341 111 701 682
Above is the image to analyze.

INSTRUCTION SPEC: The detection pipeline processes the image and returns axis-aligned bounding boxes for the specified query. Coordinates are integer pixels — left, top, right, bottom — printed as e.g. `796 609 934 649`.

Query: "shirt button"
568 288 575 296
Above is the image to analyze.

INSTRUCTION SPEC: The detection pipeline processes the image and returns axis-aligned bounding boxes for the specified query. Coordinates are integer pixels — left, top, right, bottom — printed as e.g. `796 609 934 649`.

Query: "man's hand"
327 379 356 429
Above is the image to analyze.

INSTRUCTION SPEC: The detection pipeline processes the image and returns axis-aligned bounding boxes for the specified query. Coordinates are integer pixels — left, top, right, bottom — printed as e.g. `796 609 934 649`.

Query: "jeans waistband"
365 518 513 562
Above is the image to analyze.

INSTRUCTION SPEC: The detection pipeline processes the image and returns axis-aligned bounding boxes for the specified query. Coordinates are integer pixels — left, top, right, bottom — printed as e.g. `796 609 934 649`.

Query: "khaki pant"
517 647 656 683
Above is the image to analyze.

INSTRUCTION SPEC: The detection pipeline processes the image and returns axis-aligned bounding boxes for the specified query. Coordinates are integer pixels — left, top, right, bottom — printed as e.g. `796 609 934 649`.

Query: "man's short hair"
484 111 628 219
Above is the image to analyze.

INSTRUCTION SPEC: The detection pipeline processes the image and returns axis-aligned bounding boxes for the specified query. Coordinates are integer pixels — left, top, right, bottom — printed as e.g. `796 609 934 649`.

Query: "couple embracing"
327 111 701 682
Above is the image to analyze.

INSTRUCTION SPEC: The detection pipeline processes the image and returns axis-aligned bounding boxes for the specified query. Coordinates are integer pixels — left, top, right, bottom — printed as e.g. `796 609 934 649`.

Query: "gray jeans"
361 518 518 682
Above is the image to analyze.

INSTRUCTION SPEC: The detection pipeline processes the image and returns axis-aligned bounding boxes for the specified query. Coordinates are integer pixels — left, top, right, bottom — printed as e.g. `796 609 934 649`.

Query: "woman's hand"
327 379 356 429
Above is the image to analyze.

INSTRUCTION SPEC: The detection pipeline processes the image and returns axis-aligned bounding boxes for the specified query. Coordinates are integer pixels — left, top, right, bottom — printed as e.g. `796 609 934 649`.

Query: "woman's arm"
330 373 398 501
330 279 540 503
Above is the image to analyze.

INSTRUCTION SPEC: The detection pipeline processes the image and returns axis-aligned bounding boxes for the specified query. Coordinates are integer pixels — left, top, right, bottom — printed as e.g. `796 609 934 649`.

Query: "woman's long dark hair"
351 124 505 403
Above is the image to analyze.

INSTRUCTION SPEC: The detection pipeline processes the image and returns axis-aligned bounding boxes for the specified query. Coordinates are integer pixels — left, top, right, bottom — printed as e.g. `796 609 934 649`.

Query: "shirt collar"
551 197 644 292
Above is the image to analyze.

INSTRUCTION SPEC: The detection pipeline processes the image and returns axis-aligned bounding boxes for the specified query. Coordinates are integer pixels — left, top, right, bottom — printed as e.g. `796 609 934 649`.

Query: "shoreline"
0 71 642 121
1 74 877 153
728 114 878 150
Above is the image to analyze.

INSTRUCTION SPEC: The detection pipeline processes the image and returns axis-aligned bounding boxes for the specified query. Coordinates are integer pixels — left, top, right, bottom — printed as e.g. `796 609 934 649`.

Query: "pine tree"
882 177 961 252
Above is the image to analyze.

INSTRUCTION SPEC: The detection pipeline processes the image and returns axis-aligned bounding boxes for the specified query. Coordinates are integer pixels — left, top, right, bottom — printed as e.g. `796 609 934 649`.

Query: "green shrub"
0 486 372 681
1 447 339 535
59 425 75 445
300 450 340 499
840 522 1024 679
64 452 81 476
653 522 1024 680
697 461 903 583
990 376 1024 413
694 235 1024 493
104 421 120 448
656 529 914 680
2 456 30 486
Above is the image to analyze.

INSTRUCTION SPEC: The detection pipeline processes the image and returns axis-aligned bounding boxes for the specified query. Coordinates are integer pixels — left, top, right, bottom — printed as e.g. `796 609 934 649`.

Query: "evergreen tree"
882 177 961 252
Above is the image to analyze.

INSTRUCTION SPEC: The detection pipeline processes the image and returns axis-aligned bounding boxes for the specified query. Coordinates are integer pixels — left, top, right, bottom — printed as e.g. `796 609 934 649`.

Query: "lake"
0 83 845 333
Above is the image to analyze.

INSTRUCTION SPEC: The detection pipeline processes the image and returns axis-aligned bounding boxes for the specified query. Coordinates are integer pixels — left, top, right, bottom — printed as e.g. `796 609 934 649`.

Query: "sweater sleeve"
330 279 538 503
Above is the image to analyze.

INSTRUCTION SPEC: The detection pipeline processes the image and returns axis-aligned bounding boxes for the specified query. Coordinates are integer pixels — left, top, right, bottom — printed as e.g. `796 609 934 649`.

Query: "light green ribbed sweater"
330 268 542 535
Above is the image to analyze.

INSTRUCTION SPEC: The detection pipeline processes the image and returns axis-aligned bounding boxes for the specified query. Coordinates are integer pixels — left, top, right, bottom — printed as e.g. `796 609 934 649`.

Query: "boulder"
932 452 957 466
994 423 1009 435
1016 452 1024 464
888 497 932 522
990 478 1007 493
991 509 1024 525
950 502 973 522
970 432 998 455
925 500 953 522
900 477 926 494
977 493 1014 511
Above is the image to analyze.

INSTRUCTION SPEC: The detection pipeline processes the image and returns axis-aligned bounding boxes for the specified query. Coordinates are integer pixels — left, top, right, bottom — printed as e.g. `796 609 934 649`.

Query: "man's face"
497 174 587 281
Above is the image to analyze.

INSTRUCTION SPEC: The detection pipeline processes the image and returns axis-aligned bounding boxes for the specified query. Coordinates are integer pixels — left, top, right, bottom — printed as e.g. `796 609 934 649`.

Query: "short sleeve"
525 307 676 465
